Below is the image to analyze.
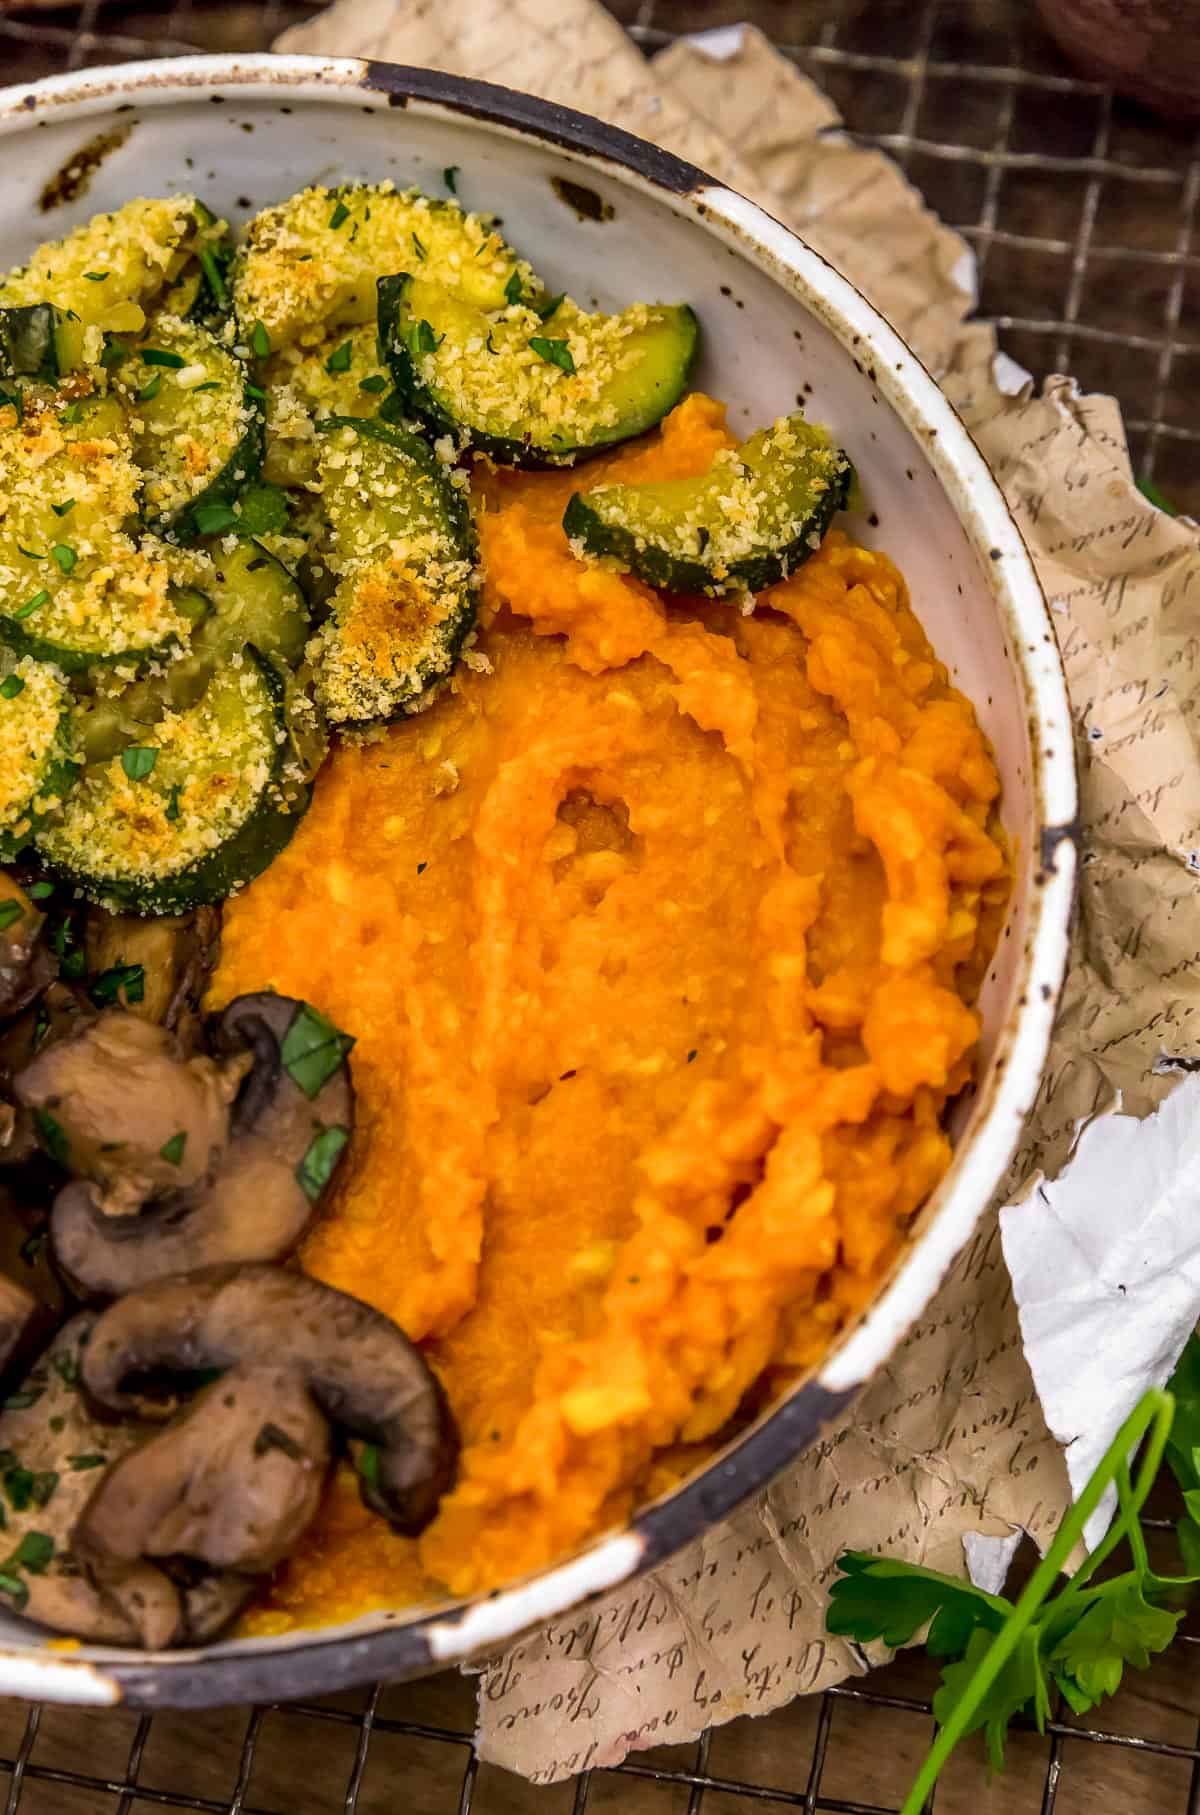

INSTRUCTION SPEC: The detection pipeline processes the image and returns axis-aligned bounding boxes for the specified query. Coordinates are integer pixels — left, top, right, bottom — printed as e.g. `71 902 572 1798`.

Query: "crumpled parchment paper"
279 1 1200 1780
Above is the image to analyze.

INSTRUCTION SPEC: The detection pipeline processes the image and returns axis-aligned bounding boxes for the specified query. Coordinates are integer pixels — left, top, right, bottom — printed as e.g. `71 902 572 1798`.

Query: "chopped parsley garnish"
0 901 24 931
233 482 288 536
535 293 565 321
142 347 185 368
121 746 158 782
0 1391 39 1411
99 340 128 369
325 340 353 375
27 882 52 899
416 861 427 875
0 675 24 700
529 336 576 375
47 1415 63 1435
198 244 229 308
358 373 387 393
18 1232 44 1269
33 1110 68 1168
9 1530 53 1574
60 400 83 424
357 1442 381 1491
13 589 48 621
90 962 145 1007
411 318 441 356
159 1131 187 1166
245 382 267 402
67 1453 106 1472
443 165 459 193
0 1571 25 1609
82 270 109 282
30 1471 57 1509
192 379 222 392
193 501 240 536
686 1049 698 1063
165 783 182 823
135 373 161 402
328 200 351 231
3 1467 32 1512
250 319 271 358
297 1125 350 1202
50 543 76 576
411 231 427 261
51 1350 79 1389
254 1421 304 1460
16 547 43 561
51 498 75 517
504 270 525 307
281 1003 355 1100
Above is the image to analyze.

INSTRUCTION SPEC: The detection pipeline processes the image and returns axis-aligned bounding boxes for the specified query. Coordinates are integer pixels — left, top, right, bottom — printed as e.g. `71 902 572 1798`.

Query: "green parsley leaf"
120 746 158 782
16 547 43 561
60 400 83 424
504 270 524 307
66 1453 106 1472
358 373 387 393
141 347 185 369
827 1553 1006 1658
3 1467 32 1512
357 1442 381 1490
250 319 271 358
51 1350 79 1389
411 318 441 357
0 901 24 932
411 231 427 261
82 270 109 282
160 1131 187 1166
0 1392 39 1411
50 543 76 576
193 502 240 536
99 339 128 370
135 373 161 403
90 962 145 1007
297 1125 350 1202
232 482 289 537
18 1231 45 1266
50 498 75 517
165 783 182 823
27 882 52 900
443 165 460 193
529 336 575 375
30 1471 57 1509
198 243 230 309
328 200 351 230
281 1002 356 1100
10 1530 53 1574
13 589 48 621
534 293 565 321
0 1572 26 1609
245 382 267 402
933 1625 1050 1774
1048 1582 1178 1710
33 1108 68 1167
1137 476 1178 516
326 340 353 374
192 379 222 392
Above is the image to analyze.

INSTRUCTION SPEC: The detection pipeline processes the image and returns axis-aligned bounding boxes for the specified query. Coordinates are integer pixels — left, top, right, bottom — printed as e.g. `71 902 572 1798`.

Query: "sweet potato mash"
213 394 1007 1629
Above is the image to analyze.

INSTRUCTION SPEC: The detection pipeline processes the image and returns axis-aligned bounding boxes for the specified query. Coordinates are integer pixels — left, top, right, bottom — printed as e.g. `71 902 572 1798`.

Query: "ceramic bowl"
0 53 1077 1709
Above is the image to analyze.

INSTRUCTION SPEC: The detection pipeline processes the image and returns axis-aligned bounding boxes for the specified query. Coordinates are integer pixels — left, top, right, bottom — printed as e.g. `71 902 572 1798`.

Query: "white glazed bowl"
0 54 1076 1709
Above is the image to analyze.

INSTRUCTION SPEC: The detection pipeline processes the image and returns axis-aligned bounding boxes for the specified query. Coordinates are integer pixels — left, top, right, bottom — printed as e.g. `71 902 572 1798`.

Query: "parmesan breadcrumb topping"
234 182 534 349
0 195 209 330
115 314 256 529
0 656 68 837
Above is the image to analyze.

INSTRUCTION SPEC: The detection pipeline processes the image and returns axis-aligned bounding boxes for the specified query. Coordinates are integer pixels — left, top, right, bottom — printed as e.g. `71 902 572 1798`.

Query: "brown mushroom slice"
16 1012 242 1215
0 1272 35 1374
48 993 354 1300
0 982 94 1172
84 906 220 1042
0 1314 249 1646
83 1265 459 1536
76 1363 330 1620
0 876 52 1021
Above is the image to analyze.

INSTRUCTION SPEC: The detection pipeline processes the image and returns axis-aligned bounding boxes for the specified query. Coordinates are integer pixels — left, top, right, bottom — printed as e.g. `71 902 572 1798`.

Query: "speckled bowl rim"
0 54 1077 1710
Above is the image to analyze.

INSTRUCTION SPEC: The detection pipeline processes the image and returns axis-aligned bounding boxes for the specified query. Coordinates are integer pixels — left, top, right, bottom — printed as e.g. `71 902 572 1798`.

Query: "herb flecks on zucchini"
0 658 76 858
115 316 262 542
312 417 476 727
234 183 535 351
263 323 393 489
563 412 852 595
381 274 698 467
38 649 305 912
0 394 196 671
0 196 217 342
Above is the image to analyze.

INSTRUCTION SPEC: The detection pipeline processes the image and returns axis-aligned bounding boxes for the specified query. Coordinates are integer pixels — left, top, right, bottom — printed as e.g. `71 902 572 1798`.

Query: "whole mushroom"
82 1264 459 1537
19 992 353 1299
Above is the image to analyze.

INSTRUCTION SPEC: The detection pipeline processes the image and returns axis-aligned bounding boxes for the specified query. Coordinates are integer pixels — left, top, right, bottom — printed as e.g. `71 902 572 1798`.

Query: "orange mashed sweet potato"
212 394 1008 1632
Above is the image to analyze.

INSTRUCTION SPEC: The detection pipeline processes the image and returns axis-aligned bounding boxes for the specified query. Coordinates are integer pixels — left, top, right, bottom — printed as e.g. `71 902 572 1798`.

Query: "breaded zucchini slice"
0 657 76 859
311 416 476 728
380 274 698 467
0 392 200 673
563 413 853 595
234 183 535 350
262 322 392 489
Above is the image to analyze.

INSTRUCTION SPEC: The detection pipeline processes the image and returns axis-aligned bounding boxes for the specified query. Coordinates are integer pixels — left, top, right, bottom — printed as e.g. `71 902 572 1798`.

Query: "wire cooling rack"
0 0 1196 1809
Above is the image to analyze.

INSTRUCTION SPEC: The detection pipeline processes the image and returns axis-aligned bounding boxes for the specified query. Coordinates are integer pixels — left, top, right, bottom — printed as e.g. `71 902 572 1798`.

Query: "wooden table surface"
0 2 1195 1811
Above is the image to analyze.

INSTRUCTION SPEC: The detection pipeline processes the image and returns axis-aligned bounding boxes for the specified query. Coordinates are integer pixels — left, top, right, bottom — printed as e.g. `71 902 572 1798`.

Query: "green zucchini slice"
37 648 306 912
312 416 476 727
234 183 535 351
0 305 87 383
0 394 199 673
563 413 852 595
380 274 698 467
0 659 77 859
192 539 310 673
114 316 263 542
0 196 214 336
263 323 393 489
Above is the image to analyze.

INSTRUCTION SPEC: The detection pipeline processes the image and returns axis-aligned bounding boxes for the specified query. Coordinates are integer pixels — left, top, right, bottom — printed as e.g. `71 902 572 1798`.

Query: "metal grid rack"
0 0 1195 1808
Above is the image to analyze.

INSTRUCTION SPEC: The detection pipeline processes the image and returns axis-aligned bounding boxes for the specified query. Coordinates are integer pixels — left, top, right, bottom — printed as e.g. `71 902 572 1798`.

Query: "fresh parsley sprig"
826 1338 1200 1813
